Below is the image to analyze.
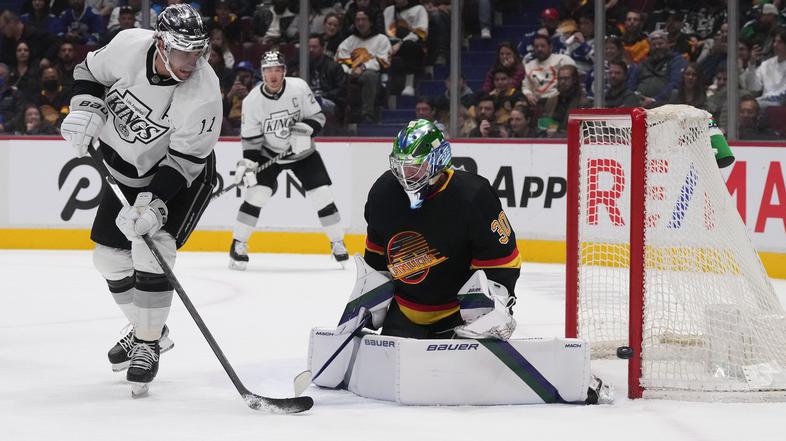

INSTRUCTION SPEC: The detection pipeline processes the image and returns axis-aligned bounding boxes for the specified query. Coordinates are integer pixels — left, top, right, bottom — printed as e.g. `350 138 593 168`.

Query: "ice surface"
1 250 784 441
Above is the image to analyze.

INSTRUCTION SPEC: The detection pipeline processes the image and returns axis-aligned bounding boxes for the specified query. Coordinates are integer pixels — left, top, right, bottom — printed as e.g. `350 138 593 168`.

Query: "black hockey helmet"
260 51 286 71
155 4 209 56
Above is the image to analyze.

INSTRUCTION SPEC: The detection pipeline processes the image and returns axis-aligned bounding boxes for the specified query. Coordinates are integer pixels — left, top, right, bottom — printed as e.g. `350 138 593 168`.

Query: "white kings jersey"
73 28 222 190
240 76 326 164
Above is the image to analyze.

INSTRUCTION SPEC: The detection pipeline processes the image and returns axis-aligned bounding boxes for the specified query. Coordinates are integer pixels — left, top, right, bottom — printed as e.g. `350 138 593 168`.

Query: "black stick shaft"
312 315 371 381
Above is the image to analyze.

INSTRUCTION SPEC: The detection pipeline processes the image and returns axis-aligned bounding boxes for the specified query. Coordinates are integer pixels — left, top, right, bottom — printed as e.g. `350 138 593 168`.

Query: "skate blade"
131 383 150 398
228 260 248 271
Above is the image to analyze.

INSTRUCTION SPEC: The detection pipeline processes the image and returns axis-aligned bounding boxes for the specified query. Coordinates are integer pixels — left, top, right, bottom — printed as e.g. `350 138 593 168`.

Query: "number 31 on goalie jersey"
491 211 512 244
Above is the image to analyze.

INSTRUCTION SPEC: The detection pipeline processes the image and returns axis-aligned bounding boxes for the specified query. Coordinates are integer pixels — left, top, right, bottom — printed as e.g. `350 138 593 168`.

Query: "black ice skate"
331 241 349 267
108 325 174 372
127 338 160 397
585 375 614 405
229 239 249 270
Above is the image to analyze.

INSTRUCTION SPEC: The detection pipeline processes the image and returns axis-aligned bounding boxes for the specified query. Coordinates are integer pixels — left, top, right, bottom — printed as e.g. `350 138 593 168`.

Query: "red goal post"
565 106 786 401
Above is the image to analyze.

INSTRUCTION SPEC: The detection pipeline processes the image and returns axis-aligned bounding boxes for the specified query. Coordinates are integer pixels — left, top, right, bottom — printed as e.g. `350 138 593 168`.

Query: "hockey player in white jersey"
229 51 349 270
59 4 222 392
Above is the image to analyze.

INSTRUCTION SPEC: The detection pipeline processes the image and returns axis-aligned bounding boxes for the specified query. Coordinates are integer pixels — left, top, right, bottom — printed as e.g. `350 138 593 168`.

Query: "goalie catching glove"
115 192 168 240
234 159 258 188
454 270 516 340
336 255 395 334
60 95 108 157
289 122 314 155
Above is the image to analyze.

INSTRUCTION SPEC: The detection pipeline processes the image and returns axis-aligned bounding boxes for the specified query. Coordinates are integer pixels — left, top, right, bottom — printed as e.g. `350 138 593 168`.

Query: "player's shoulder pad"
450 169 494 203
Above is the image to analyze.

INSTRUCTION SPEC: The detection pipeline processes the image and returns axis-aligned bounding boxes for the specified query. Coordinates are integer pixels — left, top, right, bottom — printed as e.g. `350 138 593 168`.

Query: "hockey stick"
211 149 292 200
293 313 371 397
87 144 313 414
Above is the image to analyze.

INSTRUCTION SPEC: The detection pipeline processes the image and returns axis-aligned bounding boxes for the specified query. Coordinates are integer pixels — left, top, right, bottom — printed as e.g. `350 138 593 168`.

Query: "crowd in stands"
0 0 784 139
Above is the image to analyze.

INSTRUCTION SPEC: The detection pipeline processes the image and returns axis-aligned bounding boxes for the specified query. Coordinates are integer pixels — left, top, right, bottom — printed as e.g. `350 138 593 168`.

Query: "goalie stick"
293 314 371 397
211 149 292 200
88 144 313 414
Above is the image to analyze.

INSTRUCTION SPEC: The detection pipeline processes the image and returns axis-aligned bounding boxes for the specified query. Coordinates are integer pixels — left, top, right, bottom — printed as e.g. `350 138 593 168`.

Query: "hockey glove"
454 270 516 340
234 159 258 188
61 95 108 157
289 122 313 155
115 192 168 240
336 255 394 334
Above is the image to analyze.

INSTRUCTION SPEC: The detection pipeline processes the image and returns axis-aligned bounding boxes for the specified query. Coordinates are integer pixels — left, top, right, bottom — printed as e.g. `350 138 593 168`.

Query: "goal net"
565 105 786 400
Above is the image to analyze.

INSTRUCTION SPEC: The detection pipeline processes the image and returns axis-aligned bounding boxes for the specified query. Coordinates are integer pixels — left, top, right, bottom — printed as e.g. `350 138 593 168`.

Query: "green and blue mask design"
389 120 452 208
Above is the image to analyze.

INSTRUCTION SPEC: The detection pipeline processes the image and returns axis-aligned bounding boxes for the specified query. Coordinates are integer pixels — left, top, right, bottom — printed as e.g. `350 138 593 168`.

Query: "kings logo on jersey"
106 90 168 144
263 109 301 140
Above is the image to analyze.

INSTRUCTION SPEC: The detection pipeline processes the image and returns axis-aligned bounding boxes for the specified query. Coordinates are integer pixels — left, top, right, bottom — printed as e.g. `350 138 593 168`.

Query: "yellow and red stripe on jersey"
470 247 522 270
394 295 459 325
365 237 385 255
425 169 454 201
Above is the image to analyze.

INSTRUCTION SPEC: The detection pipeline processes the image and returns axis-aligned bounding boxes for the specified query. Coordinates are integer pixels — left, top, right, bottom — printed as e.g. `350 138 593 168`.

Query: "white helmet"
154 4 209 81
260 51 286 71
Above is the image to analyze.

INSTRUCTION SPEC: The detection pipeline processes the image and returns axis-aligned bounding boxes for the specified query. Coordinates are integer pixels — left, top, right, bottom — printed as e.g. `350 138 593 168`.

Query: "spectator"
542 64 590 134
21 0 65 35
384 0 428 96
54 41 77 96
59 0 103 44
342 0 384 37
740 29 786 109
210 28 236 70
488 68 523 123
9 41 40 102
13 103 59 135
321 12 345 58
605 59 642 108
629 30 687 108
705 67 728 131
199 0 256 19
99 5 135 46
208 46 235 94
0 63 26 133
521 34 576 106
85 0 117 19
19 0 69 18
469 94 507 138
622 9 649 64
289 34 347 124
307 0 338 35
422 0 450 64
0 11 57 67
739 96 780 140
586 35 630 99
663 10 697 61
506 104 534 138
697 22 729 85
414 96 446 132
741 3 782 59
435 74 474 121
224 60 256 132
668 62 707 108
252 0 299 44
35 66 69 127
518 7 565 61
566 13 595 76
208 0 242 45
473 0 493 39
481 41 525 94
106 0 156 32
335 9 391 123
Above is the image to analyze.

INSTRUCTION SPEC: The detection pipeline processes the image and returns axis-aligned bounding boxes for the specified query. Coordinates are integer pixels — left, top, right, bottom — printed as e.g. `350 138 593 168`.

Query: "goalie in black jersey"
361 120 521 339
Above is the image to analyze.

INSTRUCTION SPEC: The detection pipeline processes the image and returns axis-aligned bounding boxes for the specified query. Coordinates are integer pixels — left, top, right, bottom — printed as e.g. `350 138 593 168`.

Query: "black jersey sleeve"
467 181 521 298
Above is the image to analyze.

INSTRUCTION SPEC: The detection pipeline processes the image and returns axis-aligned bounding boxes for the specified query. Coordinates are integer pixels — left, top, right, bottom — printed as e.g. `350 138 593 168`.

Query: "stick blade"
293 370 313 397
243 393 314 414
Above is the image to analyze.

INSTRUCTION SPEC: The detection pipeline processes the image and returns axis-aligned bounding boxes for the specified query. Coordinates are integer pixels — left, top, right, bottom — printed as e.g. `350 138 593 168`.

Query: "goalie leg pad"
348 335 592 405
307 327 364 388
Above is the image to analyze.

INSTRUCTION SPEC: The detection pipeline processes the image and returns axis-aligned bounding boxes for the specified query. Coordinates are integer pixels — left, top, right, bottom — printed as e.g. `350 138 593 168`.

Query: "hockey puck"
616 346 634 359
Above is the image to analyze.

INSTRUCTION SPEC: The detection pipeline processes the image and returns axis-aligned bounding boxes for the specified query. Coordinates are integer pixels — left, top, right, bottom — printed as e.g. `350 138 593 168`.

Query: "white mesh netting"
574 105 786 400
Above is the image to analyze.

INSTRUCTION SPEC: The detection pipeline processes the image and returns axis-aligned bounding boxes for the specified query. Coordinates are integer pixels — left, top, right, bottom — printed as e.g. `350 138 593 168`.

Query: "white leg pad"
244 185 273 207
131 230 177 274
93 244 133 280
307 327 365 389
347 336 592 405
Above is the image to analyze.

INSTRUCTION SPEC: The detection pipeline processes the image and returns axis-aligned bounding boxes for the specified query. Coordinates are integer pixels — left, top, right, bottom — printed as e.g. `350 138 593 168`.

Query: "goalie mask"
154 4 209 82
390 119 452 209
